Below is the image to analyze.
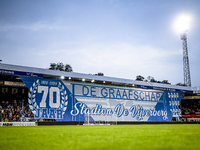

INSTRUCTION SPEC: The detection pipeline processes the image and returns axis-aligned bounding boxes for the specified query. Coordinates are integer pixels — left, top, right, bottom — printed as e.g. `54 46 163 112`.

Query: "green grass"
0 124 200 150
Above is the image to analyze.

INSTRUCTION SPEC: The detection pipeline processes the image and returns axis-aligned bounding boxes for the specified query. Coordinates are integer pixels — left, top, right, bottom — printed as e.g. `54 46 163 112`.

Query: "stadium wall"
37 121 199 126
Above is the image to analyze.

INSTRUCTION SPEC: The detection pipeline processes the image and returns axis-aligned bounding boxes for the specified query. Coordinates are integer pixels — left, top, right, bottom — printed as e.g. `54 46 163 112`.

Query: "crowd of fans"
181 100 200 115
0 98 34 122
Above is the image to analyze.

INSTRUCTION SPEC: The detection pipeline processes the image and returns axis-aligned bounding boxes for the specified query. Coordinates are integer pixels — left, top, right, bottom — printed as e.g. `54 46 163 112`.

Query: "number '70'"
38 86 60 108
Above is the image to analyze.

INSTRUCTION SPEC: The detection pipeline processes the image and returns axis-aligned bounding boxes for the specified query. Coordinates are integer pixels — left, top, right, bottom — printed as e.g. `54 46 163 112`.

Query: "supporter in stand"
181 100 200 115
0 98 34 122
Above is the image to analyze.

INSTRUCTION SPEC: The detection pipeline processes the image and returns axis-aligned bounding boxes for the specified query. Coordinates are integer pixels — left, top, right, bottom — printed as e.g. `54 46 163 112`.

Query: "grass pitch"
0 124 200 150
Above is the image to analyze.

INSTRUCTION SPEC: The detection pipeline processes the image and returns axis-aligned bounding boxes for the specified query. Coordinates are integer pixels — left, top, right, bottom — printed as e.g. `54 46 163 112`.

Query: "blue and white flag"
20 76 183 122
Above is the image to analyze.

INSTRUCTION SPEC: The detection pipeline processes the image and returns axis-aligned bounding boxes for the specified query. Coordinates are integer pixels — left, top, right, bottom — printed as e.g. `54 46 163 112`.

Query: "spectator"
181 100 200 115
0 98 34 122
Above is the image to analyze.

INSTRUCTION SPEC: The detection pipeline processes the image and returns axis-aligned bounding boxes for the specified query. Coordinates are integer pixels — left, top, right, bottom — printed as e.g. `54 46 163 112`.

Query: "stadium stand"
0 98 34 122
0 63 200 123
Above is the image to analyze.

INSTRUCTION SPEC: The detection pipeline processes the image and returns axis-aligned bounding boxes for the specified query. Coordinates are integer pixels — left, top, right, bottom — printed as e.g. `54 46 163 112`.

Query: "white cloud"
0 21 73 31
74 42 182 69
40 42 182 82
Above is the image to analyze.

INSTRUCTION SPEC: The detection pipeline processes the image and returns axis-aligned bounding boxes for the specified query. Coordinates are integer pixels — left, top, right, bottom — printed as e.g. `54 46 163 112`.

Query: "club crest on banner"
28 79 68 119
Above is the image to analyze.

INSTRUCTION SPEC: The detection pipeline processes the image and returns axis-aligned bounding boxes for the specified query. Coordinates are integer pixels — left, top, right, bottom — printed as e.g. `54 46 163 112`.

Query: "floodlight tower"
175 15 192 87
181 31 191 87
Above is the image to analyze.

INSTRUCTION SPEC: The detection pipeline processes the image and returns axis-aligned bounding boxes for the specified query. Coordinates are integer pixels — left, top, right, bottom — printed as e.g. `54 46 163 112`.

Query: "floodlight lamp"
174 14 191 33
61 76 65 79
82 78 85 82
91 80 95 83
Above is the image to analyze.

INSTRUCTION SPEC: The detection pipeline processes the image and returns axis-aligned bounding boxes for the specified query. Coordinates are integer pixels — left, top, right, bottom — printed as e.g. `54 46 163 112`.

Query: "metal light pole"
174 15 192 87
181 31 191 87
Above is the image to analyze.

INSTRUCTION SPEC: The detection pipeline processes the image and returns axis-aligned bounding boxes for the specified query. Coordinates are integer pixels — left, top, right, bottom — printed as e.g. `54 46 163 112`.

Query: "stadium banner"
0 122 36 126
0 69 43 78
20 117 40 122
20 76 183 122
182 114 200 118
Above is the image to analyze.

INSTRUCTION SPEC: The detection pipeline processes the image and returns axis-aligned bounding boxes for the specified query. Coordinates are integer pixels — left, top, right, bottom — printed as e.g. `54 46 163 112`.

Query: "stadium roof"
0 63 199 93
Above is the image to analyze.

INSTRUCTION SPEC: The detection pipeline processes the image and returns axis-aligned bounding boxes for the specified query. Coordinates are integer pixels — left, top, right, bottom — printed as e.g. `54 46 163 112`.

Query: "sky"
0 0 200 87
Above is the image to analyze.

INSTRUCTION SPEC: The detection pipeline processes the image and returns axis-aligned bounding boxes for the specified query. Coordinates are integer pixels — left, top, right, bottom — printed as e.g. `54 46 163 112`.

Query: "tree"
176 83 187 86
136 75 145 81
150 78 157 83
135 75 173 85
49 62 73 72
147 76 157 83
95 72 104 76
49 63 56 70
161 80 171 85
56 62 64 71
65 64 73 72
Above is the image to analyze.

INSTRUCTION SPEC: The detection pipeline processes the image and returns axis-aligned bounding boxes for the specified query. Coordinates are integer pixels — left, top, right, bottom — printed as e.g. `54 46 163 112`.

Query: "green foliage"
136 75 171 84
64 64 73 72
136 75 145 81
0 125 200 150
49 63 56 70
95 72 104 76
161 80 171 85
49 62 73 72
176 83 187 86
56 62 64 71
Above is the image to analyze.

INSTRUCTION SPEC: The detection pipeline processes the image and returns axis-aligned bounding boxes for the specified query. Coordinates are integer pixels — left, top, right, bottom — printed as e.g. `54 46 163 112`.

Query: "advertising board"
0 122 36 126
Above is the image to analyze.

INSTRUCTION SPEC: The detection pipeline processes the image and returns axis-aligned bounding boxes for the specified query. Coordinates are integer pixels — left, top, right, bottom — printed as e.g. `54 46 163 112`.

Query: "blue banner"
0 69 43 78
20 76 183 122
